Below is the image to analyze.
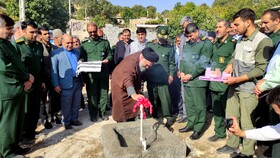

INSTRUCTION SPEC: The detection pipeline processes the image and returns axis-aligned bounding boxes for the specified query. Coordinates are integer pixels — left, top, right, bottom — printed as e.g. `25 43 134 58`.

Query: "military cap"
157 26 169 39
141 47 159 63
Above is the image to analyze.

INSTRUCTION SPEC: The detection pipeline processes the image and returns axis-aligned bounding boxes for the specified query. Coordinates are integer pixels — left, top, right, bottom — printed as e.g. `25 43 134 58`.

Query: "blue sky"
108 0 215 12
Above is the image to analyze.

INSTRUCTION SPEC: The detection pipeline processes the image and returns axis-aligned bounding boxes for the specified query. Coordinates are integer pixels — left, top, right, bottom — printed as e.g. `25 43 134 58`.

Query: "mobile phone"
224 118 233 129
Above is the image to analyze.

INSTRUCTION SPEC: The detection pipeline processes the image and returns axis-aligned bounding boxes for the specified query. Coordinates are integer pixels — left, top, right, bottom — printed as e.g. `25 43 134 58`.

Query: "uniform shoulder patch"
201 36 207 41
82 37 90 43
15 38 24 43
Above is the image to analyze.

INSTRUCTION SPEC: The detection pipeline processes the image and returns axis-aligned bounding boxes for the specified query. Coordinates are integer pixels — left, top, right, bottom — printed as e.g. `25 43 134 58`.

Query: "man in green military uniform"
217 9 273 158
144 26 175 126
179 23 213 140
80 23 112 122
0 14 34 158
257 9 280 157
208 20 236 142
12 20 44 144
261 9 280 47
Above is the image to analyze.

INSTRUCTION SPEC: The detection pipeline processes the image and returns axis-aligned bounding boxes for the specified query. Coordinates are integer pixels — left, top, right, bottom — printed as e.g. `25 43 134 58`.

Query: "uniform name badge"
219 56 225 64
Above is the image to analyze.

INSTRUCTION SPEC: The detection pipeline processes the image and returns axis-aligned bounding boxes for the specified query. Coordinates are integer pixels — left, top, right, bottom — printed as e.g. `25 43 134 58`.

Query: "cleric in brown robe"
112 47 159 122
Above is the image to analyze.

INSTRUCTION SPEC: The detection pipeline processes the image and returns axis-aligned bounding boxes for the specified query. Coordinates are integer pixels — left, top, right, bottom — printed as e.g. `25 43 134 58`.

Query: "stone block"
101 119 186 158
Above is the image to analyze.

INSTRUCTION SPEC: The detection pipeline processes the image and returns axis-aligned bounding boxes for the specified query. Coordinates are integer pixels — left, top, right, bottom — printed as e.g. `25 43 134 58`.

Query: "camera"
224 118 233 129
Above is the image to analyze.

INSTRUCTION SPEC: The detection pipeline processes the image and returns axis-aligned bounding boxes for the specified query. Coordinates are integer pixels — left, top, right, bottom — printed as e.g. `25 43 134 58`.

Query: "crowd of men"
0 6 279 158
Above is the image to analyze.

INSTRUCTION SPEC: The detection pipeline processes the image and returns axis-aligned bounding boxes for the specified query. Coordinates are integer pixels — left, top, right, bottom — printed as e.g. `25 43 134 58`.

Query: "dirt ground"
24 106 269 158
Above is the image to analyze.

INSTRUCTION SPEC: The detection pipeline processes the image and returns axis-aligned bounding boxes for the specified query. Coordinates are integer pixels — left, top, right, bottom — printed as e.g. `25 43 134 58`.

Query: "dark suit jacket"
51 47 80 89
114 39 133 65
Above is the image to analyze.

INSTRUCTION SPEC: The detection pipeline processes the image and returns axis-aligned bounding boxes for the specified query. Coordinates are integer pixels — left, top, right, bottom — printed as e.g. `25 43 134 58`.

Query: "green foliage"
0 1 6 8
121 7 135 25
161 9 169 16
145 19 162 25
146 6 157 18
132 5 146 18
91 15 106 28
174 2 182 11
25 0 68 30
74 0 120 25
4 0 68 30
166 0 280 38
4 0 19 20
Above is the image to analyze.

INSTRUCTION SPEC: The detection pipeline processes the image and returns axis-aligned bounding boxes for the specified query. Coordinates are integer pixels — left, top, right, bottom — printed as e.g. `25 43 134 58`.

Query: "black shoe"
44 120 53 129
177 117 187 123
70 121 83 126
101 115 109 121
20 137 35 145
208 135 226 142
232 153 253 158
13 145 32 155
179 126 193 133
190 131 202 140
55 117 62 124
162 117 175 128
90 117 98 122
64 124 73 130
216 145 238 154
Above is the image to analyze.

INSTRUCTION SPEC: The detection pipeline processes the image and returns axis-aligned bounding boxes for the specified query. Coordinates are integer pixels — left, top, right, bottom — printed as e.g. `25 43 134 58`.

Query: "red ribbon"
133 97 153 119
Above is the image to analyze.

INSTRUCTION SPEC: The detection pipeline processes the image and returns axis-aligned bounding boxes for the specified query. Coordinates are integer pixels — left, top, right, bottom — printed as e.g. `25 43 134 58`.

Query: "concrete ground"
24 107 269 158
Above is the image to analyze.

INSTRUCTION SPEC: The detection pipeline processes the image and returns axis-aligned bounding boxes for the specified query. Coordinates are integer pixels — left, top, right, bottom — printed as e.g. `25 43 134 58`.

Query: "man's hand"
181 74 192 82
228 117 246 138
224 64 233 74
29 74 34 83
131 94 145 101
102 59 109 64
54 86 61 94
177 71 181 78
24 81 32 91
223 77 238 85
168 76 173 85
254 79 265 97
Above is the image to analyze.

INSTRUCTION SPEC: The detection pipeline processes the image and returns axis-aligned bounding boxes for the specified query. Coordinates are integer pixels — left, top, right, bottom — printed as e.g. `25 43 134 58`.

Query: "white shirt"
130 39 148 54
245 123 280 141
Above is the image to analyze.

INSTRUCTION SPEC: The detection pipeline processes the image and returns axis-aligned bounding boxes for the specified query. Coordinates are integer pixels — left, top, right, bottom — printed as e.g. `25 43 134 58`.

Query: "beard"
1 32 12 40
139 62 147 72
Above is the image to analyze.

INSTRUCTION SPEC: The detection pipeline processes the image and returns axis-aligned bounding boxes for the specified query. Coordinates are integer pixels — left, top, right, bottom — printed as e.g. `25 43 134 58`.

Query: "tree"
174 2 182 11
91 14 106 27
166 2 196 38
25 0 68 30
161 9 169 16
166 0 279 38
121 7 135 25
4 0 19 20
73 0 120 24
4 0 68 30
146 6 156 18
131 5 146 18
